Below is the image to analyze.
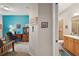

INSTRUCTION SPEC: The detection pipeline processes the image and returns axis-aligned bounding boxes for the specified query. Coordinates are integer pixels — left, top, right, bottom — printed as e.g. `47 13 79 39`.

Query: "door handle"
56 40 58 43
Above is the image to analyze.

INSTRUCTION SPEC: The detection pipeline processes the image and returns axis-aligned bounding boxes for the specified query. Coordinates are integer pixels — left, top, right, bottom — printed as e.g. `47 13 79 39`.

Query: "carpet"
3 42 31 56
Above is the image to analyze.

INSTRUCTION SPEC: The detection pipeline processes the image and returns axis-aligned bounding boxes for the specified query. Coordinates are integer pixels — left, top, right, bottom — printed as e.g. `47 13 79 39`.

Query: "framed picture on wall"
41 22 48 28
16 24 21 29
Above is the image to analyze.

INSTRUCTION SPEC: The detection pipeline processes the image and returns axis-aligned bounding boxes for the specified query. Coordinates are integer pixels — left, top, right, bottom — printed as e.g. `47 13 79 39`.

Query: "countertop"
64 35 79 40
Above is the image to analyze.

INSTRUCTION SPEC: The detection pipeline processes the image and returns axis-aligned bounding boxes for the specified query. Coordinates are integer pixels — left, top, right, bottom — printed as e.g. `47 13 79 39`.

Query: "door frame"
52 3 59 56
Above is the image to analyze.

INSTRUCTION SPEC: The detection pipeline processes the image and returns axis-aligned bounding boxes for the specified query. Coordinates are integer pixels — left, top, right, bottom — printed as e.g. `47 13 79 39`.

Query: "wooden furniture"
74 40 79 55
68 37 74 54
64 35 79 55
15 26 29 42
64 36 69 50
15 34 22 39
0 40 14 56
22 34 29 42
15 34 29 42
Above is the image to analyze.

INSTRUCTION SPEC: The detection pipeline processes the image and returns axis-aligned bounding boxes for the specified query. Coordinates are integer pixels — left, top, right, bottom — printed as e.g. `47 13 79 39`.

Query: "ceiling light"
3 6 13 11
0 5 13 11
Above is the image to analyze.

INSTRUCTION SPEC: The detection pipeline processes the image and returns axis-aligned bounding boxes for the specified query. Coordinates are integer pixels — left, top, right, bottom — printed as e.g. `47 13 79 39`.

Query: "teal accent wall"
3 15 29 37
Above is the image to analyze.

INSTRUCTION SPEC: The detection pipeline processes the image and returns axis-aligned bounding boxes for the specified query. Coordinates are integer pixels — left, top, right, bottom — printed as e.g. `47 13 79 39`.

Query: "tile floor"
58 40 70 56
59 49 70 56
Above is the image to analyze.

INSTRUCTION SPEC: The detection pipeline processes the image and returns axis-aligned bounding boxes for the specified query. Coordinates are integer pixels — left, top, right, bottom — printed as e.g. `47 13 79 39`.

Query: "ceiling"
58 3 73 14
0 3 74 15
0 3 36 15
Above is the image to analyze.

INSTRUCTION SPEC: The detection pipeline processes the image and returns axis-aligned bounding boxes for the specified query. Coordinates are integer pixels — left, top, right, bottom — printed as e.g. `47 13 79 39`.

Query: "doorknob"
56 40 58 43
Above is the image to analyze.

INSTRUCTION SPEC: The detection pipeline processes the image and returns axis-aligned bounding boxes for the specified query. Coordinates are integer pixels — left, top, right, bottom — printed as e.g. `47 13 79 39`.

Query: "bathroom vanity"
64 35 79 56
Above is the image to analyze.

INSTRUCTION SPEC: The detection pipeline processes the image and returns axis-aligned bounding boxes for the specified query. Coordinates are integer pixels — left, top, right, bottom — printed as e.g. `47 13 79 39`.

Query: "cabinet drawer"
74 45 79 55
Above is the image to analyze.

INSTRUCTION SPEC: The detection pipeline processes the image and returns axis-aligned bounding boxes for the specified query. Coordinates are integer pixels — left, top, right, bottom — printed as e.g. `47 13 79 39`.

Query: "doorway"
53 3 70 56
58 19 64 50
59 19 64 40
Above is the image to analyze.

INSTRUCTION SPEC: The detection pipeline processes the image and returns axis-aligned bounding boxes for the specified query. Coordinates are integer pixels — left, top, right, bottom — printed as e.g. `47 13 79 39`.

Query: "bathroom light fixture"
73 13 79 16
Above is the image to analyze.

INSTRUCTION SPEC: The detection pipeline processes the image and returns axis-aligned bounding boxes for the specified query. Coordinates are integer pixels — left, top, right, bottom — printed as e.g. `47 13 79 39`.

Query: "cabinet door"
68 38 74 54
64 36 75 54
64 36 68 49
74 40 79 56
22 34 29 42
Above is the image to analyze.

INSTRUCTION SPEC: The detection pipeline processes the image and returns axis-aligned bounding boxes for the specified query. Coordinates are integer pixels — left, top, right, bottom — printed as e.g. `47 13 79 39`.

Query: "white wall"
38 3 52 56
29 3 52 56
28 4 39 55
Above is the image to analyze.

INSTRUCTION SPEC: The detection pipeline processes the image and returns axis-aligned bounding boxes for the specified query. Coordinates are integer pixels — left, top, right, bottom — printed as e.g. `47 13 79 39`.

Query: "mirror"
72 15 79 35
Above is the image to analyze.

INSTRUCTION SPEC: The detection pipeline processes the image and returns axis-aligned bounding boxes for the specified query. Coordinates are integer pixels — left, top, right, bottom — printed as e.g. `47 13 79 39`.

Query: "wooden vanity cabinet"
64 36 69 49
68 38 75 54
74 40 79 55
64 36 75 55
64 36 79 55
